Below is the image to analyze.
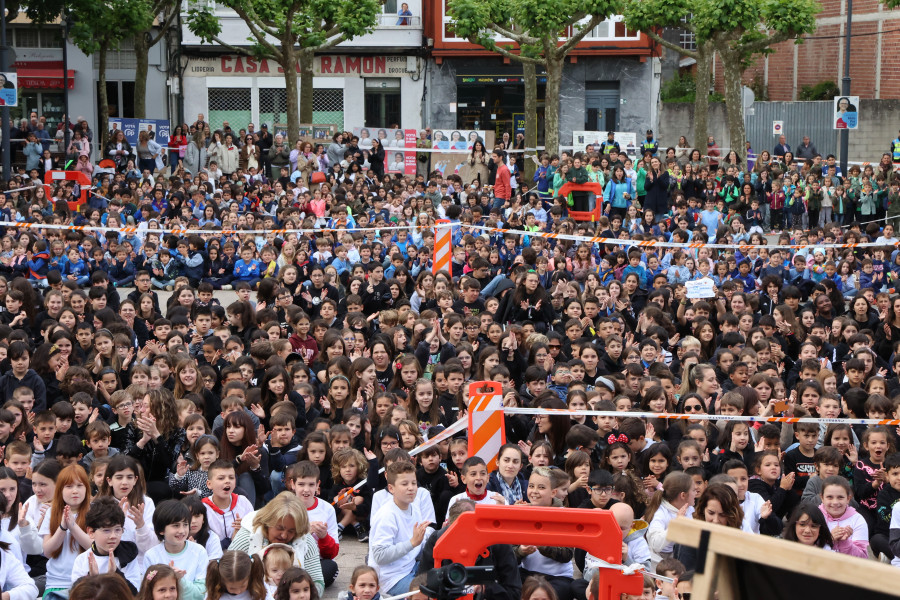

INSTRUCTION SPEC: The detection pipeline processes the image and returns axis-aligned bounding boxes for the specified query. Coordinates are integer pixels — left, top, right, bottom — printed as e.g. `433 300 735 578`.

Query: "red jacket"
494 163 511 200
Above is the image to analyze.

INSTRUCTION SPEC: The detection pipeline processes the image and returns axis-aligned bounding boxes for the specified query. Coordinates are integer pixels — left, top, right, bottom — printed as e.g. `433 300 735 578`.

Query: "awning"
17 68 75 90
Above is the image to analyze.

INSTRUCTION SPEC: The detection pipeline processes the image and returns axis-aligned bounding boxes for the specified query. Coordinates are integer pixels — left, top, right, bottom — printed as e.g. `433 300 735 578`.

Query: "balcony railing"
376 13 421 27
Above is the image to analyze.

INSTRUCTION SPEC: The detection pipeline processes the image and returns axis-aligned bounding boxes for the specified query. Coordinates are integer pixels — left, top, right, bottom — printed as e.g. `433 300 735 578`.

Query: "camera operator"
417 499 522 600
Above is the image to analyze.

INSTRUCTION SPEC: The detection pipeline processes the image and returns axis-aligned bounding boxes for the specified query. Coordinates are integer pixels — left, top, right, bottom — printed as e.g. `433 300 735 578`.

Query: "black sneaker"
337 525 345 542
356 523 369 543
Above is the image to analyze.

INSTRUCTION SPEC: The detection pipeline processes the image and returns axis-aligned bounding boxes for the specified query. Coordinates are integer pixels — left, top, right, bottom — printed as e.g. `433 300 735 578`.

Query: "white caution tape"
503 406 900 427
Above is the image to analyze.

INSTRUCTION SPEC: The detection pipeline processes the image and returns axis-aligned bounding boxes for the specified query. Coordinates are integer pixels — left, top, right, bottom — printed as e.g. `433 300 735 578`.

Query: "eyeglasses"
683 404 704 412
590 486 613 494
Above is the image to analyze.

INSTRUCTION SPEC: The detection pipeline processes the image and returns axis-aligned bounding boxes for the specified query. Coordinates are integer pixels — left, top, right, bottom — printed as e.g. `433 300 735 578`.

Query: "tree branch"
148 6 179 46
209 35 267 57
488 22 539 45
230 3 282 39
476 37 543 64
642 27 698 60
556 14 603 55
738 29 795 55
230 5 282 55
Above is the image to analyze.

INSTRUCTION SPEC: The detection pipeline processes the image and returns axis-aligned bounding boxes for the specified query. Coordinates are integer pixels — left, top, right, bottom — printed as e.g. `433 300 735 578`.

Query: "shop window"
14 29 39 48
208 88 251 132
259 88 287 129
93 39 137 70
364 79 400 128
313 88 344 128
40 29 63 48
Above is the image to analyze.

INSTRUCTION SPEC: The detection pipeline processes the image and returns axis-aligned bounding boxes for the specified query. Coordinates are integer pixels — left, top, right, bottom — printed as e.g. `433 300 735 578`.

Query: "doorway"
585 82 619 132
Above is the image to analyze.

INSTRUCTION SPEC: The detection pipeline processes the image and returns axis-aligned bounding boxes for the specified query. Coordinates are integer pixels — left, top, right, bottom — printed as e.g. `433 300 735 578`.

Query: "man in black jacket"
417 499 522 600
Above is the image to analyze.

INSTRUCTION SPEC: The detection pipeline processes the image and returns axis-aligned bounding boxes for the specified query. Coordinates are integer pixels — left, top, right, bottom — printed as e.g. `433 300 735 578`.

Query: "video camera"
420 563 496 600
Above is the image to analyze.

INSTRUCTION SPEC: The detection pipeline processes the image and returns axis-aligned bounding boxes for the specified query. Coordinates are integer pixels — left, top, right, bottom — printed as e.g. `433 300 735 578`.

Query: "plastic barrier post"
44 170 90 211
433 219 451 275
432 505 643 600
466 381 505 471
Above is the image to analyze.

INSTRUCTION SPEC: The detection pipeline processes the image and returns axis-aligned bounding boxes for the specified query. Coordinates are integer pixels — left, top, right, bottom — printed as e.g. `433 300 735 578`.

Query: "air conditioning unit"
406 56 417 72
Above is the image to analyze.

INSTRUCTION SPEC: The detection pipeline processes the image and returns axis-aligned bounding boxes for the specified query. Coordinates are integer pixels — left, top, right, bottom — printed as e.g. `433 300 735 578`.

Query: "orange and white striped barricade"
433 219 451 275
467 381 506 470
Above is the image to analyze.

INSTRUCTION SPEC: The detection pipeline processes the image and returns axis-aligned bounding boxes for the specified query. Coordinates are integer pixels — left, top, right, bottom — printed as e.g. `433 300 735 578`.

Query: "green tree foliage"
625 0 819 161
25 0 155 149
448 0 622 156
187 0 380 142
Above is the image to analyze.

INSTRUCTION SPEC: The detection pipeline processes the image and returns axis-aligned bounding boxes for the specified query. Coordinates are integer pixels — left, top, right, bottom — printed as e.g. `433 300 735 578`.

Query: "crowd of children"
0 128 899 600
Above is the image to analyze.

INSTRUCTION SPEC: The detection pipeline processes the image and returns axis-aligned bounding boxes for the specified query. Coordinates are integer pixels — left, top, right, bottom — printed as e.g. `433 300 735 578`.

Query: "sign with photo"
0 73 17 107
353 127 419 174
109 118 171 146
430 129 485 151
833 96 859 130
572 131 638 157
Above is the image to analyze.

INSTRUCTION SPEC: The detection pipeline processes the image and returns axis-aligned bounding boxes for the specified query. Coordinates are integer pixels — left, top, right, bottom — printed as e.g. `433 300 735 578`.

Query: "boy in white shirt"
202 459 254 551
70 496 142 593
370 450 435 525
287 461 340 588
144 499 208 600
368 461 432 596
723 460 776 535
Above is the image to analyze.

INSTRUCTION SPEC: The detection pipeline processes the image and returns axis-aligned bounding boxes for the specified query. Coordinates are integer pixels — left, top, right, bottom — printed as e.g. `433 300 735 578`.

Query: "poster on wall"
0 73 17 107
572 131 638 158
109 118 171 146
431 129 485 150
429 131 495 179
833 96 859 130
353 127 418 174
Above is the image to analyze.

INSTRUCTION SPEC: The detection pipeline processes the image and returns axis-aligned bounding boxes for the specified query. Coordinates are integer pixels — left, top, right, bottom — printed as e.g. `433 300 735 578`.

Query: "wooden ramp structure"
667 518 900 599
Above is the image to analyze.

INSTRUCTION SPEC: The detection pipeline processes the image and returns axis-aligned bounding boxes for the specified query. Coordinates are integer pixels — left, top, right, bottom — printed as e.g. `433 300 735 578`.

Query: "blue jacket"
603 179 634 209
234 258 261 281
27 251 50 280
61 257 90 285
182 250 205 282
109 259 135 287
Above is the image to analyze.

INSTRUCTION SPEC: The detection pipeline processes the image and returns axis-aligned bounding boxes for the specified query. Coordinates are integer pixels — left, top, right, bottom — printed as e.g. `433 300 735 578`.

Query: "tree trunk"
720 47 747 164
544 54 563 157
523 61 537 180
133 32 149 119
98 44 110 152
281 45 301 145
298 50 314 126
692 41 712 154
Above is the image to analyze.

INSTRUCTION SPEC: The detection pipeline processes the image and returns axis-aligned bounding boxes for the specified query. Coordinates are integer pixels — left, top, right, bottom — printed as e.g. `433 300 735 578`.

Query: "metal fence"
746 101 837 159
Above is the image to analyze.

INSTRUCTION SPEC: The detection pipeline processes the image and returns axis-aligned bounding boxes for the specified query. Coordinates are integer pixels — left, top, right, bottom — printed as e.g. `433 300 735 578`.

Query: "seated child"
144 499 209 600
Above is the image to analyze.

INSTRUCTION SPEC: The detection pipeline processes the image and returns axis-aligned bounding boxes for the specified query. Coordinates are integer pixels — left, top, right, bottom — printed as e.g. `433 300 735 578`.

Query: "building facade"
709 0 900 101
9 16 169 149
179 0 427 133
422 0 659 148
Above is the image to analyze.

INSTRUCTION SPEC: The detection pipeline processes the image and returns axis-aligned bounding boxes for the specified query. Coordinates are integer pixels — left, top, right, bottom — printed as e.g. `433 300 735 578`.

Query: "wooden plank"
667 518 900 596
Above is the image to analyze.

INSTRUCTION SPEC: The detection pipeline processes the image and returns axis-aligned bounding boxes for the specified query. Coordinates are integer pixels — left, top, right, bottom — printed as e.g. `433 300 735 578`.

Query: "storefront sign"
456 75 547 84
186 55 411 77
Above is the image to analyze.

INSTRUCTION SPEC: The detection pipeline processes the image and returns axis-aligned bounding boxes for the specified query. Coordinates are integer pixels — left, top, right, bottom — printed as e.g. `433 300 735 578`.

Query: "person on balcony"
397 3 412 25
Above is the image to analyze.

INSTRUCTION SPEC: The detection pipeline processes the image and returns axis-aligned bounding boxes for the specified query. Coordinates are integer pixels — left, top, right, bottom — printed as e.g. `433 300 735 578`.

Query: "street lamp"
839 0 852 175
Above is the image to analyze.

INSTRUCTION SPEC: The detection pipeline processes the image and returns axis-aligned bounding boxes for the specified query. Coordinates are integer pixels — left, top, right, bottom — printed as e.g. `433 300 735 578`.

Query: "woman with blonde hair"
228 491 326 596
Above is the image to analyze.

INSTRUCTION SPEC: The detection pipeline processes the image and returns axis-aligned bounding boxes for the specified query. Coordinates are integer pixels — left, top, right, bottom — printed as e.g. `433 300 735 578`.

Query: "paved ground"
330 537 370 599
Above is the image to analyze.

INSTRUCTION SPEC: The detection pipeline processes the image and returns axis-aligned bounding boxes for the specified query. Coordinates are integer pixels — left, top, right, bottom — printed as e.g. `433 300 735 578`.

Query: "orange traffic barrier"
44 171 91 211
556 182 605 222
432 505 644 600
466 381 505 471
433 219 451 274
